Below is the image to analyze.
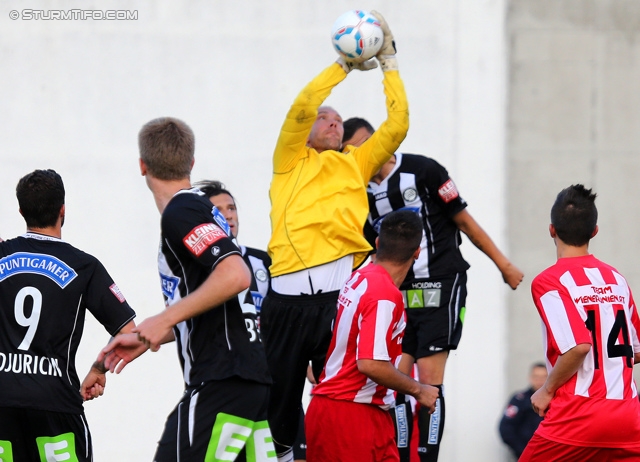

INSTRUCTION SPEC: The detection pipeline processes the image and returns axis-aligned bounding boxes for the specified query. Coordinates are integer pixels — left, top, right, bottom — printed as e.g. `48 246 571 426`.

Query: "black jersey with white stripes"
236 246 271 342
158 189 271 387
367 153 470 282
240 246 271 316
0 233 135 413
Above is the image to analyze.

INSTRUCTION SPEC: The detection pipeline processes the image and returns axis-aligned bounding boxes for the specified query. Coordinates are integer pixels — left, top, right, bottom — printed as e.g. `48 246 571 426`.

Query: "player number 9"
14 286 42 351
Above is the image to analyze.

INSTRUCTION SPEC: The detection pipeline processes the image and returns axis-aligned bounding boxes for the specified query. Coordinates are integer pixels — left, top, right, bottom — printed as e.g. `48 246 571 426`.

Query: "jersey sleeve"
84 259 136 336
531 272 592 355
162 199 241 269
421 158 467 218
356 295 397 361
348 70 409 181
273 63 347 174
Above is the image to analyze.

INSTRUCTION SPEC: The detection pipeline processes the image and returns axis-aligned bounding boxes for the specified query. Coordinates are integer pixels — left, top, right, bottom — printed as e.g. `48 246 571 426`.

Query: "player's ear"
549 224 556 238
413 247 421 261
591 225 598 238
375 236 380 250
139 158 147 176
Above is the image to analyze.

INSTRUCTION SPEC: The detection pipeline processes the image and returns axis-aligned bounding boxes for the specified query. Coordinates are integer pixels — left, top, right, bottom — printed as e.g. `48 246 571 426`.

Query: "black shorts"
260 289 338 453
401 272 467 359
0 407 93 461
154 377 273 462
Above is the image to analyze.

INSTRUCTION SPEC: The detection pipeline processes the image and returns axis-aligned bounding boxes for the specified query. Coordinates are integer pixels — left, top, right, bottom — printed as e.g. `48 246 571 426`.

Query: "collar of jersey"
23 232 62 242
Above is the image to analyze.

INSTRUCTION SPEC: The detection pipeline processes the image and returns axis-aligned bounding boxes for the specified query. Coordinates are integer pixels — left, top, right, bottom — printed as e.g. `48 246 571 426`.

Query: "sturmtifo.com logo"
9 9 138 20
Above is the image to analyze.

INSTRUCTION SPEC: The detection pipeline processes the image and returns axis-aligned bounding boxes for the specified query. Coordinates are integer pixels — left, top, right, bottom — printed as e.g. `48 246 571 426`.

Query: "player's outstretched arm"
350 12 408 179
81 320 139 401
452 209 524 289
357 359 439 413
96 331 157 375
530 343 590 417
134 254 251 352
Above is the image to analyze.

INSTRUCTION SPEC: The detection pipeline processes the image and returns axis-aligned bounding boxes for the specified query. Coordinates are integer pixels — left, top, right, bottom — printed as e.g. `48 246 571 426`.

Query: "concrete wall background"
507 0 640 400
3 1 514 460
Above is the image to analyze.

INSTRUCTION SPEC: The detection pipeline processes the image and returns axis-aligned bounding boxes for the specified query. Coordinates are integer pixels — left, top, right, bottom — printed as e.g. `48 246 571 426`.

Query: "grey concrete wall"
506 0 640 399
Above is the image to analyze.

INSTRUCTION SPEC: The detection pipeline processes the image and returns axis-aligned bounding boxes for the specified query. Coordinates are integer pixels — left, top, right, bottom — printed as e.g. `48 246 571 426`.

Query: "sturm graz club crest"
255 269 268 282
403 187 418 202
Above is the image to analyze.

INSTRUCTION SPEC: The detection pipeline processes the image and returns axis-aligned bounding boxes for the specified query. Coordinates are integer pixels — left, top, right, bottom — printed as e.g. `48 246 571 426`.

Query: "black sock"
390 393 414 462
417 384 445 462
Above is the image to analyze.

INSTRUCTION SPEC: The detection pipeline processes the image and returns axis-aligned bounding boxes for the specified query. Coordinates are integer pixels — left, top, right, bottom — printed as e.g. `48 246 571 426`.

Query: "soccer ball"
331 10 383 63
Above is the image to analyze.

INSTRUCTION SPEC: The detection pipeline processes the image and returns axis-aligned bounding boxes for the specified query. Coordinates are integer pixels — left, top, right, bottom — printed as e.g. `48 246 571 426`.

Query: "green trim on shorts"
205 413 276 462
0 440 14 461
36 432 78 462
459 306 466 323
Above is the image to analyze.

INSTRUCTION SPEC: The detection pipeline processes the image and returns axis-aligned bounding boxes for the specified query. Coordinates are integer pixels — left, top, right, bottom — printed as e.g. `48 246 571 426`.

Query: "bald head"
307 106 344 152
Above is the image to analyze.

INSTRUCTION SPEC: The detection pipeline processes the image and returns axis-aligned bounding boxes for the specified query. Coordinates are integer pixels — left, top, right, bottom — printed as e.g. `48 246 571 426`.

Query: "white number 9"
14 286 42 351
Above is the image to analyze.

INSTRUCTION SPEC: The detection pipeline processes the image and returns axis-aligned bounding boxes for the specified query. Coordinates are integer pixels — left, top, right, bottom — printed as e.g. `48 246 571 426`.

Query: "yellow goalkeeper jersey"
268 62 409 277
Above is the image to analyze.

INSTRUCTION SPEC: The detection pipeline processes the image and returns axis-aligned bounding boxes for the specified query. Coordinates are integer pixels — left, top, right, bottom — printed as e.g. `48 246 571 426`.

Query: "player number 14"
585 309 633 369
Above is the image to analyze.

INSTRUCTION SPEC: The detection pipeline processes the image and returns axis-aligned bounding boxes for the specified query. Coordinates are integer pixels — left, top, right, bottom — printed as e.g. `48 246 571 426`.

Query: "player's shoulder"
2 235 101 270
359 264 397 292
47 239 101 267
591 255 625 277
162 189 214 228
399 152 445 170
164 188 209 213
531 264 560 290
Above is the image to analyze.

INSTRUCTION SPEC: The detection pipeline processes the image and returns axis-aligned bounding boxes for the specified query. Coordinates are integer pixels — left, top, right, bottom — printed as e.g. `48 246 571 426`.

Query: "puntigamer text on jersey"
0 252 77 288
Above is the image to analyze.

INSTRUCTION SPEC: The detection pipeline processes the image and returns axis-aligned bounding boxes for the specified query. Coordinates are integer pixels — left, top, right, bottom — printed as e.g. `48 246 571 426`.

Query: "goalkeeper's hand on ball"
370 10 398 72
336 56 378 74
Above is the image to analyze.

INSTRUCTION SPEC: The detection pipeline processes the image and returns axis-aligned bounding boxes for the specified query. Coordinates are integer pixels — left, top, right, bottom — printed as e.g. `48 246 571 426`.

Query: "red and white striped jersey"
312 263 406 410
531 254 640 447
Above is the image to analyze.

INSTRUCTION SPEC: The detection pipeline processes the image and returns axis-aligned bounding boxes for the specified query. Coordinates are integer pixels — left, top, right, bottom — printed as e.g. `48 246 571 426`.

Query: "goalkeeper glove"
370 10 398 72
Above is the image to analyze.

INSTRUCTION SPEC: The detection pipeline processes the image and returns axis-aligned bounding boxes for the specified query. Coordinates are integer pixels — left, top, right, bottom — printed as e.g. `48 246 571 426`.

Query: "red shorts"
306 395 399 462
520 434 640 462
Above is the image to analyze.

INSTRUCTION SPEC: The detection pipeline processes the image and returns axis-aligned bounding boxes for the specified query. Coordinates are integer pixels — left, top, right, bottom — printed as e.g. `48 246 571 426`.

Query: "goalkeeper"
260 11 409 462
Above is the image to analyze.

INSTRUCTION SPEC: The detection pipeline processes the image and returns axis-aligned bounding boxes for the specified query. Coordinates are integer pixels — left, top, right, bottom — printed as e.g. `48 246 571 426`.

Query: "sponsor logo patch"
438 179 459 203
404 288 441 308
183 223 226 256
109 284 126 303
0 252 77 288
396 403 409 448
160 273 180 299
251 291 264 311
428 399 441 444
212 206 231 236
